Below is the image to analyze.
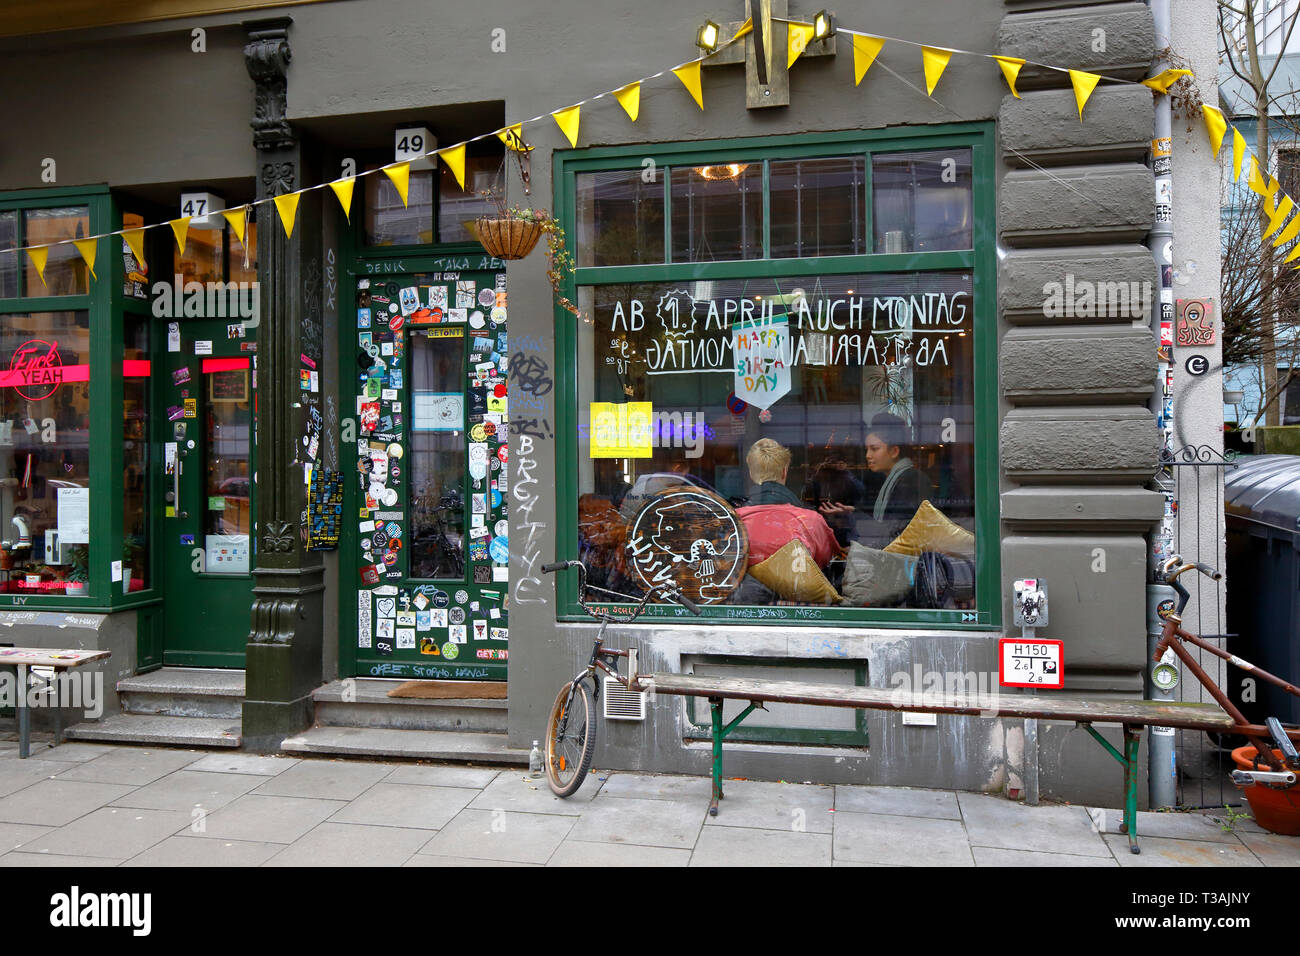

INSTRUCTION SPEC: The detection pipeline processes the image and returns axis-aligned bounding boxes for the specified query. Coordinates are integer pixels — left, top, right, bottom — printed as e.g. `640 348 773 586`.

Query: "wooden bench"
0 648 111 758
634 672 1237 854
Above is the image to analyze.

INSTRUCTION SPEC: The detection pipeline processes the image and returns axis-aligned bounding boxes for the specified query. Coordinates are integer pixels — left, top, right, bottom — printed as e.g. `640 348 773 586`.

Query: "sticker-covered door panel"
351 270 508 680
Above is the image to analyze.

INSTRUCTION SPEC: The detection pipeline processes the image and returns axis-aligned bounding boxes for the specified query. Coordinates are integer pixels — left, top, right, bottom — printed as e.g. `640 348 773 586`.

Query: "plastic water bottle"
529 740 543 777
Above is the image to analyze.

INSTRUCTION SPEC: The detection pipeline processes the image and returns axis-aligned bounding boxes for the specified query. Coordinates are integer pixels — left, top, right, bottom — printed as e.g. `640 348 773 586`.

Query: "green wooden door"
155 315 257 667
344 269 509 681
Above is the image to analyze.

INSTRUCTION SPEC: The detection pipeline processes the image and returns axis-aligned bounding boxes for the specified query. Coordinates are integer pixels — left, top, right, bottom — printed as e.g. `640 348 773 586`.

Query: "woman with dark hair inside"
820 412 931 550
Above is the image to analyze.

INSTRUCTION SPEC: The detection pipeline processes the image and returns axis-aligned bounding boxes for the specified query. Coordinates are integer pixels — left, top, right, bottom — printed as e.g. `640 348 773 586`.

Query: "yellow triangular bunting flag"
1233 128 1247 180
613 82 641 122
1284 241 1300 263
853 35 886 86
1202 105 1228 155
73 238 97 280
1141 68 1194 94
438 145 467 191
1267 174 1281 200
674 61 704 109
222 206 248 244
922 47 953 96
27 246 48 287
788 22 815 68
552 105 581 148
992 55 1025 99
1069 70 1102 119
497 124 532 152
123 228 146 269
383 163 411 208
733 18 752 41
169 217 190 254
1264 196 1294 239
1248 155 1269 197
1273 209 1300 248
273 192 300 239
330 178 356 220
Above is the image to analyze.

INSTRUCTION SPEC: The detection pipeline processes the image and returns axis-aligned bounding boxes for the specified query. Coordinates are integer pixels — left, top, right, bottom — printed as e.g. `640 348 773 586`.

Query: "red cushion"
737 504 839 567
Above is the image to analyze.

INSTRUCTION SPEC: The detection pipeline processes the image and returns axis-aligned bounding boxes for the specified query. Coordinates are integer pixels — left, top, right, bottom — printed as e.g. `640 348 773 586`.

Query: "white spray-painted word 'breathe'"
50 887 151 936
609 289 967 374
151 274 259 327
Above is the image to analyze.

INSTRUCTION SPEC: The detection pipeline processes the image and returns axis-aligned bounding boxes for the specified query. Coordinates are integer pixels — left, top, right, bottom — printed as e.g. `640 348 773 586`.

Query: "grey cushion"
842 543 918 606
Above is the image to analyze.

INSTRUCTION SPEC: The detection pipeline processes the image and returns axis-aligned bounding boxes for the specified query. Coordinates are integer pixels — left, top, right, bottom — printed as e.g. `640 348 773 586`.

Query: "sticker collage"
353 272 509 680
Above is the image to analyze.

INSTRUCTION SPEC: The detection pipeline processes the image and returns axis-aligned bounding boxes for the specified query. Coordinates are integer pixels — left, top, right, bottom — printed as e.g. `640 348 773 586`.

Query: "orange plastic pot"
1231 746 1300 835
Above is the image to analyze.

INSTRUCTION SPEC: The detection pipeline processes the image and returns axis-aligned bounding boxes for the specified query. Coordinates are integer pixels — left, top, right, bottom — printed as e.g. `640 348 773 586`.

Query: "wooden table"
0 648 111 758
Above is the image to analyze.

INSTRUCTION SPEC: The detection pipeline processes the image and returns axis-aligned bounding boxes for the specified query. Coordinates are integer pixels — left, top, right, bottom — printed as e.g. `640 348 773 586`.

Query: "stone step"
311 679 508 733
279 726 528 765
117 667 245 720
65 713 242 748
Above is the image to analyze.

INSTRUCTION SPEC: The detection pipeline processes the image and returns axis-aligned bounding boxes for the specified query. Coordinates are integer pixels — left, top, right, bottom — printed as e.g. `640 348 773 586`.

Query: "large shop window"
562 130 996 624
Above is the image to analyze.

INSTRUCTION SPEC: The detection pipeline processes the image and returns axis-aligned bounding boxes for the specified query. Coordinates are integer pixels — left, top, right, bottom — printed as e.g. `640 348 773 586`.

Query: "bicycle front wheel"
545 680 597 797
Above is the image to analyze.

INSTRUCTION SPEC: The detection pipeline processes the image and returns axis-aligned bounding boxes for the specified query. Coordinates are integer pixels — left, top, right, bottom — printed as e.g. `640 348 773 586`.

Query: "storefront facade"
0 0 1222 802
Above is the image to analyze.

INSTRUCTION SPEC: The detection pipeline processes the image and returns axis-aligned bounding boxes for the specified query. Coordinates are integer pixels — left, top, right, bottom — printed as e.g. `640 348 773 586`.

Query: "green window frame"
553 124 1000 629
0 186 158 611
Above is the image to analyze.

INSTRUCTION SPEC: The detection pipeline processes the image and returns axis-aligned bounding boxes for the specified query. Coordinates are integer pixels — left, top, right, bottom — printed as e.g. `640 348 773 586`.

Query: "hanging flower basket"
471 215 545 260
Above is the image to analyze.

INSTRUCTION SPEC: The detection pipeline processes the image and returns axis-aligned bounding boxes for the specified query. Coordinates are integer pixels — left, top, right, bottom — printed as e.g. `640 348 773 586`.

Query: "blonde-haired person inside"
746 438 804 507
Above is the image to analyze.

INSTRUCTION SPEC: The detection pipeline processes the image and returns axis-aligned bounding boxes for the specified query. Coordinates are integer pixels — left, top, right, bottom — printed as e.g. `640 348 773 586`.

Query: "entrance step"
280 726 528 765
65 714 241 748
311 679 508 733
118 667 245 720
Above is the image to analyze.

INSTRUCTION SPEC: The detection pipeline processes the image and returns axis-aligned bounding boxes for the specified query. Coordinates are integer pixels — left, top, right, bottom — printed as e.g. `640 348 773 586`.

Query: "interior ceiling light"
696 19 721 52
696 163 750 180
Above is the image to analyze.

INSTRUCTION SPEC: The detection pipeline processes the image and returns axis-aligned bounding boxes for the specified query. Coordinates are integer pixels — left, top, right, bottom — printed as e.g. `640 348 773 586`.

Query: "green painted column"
241 17 326 751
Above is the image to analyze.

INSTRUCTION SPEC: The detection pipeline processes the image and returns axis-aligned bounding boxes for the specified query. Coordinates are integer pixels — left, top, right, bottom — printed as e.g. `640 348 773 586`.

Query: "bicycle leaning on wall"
538 559 701 797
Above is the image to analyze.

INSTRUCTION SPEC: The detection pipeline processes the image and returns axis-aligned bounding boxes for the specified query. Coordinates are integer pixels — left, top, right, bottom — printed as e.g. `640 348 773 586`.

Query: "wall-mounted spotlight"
696 19 721 52
812 10 835 41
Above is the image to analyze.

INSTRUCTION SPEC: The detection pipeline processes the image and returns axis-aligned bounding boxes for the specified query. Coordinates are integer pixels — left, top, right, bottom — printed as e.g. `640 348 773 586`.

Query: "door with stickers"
348 269 510 680
156 316 257 667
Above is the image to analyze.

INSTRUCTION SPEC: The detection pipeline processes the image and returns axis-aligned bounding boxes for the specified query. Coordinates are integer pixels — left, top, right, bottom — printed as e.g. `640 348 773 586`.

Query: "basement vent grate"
603 677 646 721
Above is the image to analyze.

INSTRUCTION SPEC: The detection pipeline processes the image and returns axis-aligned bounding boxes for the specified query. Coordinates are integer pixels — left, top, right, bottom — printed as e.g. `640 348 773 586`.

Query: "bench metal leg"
16 665 28 759
1079 721 1142 855
710 697 723 816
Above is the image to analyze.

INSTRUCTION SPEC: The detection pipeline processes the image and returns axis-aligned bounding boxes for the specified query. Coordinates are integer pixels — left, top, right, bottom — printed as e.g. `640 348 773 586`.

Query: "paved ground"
0 736 1296 866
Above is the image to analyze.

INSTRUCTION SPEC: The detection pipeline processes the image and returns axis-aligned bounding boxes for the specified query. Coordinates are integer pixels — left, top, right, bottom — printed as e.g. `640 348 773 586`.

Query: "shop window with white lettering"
0 311 91 595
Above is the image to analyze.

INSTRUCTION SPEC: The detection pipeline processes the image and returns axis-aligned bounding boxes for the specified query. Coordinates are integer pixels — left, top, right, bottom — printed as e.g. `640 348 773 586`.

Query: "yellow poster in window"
590 402 653 458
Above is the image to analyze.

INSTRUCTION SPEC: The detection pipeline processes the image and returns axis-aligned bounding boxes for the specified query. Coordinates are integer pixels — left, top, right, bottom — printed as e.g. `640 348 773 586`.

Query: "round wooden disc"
624 485 748 605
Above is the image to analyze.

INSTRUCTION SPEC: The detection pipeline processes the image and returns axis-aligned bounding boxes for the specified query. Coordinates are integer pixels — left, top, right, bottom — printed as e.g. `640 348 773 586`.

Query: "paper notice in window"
56 487 90 544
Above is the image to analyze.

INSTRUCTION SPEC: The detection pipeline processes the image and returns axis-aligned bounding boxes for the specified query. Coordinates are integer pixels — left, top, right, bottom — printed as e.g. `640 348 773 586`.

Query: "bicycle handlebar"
1160 554 1222 585
541 561 573 574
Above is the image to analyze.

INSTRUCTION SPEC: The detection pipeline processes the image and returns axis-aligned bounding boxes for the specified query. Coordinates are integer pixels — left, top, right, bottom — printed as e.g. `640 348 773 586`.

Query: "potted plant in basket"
467 192 581 319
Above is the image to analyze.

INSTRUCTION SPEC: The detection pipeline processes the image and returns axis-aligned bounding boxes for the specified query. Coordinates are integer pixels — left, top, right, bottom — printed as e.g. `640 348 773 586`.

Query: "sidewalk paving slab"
54 748 204 786
418 808 574 864
834 810 975 866
701 780 835 834
385 765 501 789
187 794 346 844
252 759 395 801
691 825 833 866
123 835 284 867
186 753 301 776
1102 832 1262 866
566 794 705 849
329 783 478 830
1233 828 1300 865
20 806 191 860
596 772 714 802
468 771 597 815
0 779 136 827
834 784 961 820
957 793 1112 858
0 851 120 866
0 758 70 798
0 821 52 852
973 846 1119 866
547 840 691 866
110 770 266 813
1092 807 1242 844
404 855 539 867
264 822 433 867
14 742 116 763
